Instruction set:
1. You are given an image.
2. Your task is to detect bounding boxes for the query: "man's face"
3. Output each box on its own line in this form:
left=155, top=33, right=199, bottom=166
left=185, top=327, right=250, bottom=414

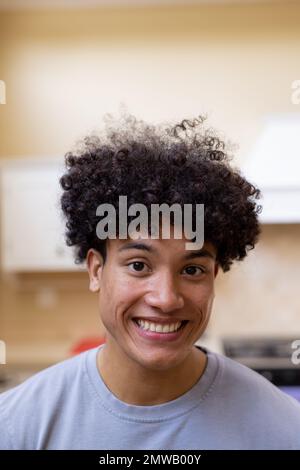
left=88, top=230, right=219, bottom=372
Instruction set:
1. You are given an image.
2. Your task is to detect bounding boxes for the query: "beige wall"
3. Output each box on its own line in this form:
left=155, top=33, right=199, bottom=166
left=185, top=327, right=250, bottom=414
left=0, top=3, right=299, bottom=363
left=213, top=224, right=300, bottom=338
left=0, top=3, right=300, bottom=160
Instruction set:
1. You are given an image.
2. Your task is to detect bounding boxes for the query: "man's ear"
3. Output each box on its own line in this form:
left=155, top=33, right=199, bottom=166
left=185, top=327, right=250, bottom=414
left=86, top=249, right=104, bottom=293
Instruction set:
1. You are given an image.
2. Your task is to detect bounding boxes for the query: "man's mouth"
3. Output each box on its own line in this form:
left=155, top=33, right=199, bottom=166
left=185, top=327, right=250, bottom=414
left=133, top=318, right=189, bottom=334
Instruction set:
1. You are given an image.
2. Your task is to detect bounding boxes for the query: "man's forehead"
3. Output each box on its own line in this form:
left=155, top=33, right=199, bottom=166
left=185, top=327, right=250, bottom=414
left=109, top=236, right=216, bottom=260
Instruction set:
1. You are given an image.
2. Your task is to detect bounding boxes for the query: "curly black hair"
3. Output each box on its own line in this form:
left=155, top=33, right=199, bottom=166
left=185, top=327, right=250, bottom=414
left=60, top=111, right=262, bottom=272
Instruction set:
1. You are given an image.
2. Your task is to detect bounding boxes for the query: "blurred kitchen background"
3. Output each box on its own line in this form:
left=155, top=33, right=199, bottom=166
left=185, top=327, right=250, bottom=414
left=0, top=0, right=299, bottom=399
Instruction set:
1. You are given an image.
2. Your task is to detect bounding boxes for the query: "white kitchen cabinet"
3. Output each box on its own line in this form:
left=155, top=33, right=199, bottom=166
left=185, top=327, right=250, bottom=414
left=0, top=159, right=84, bottom=272
left=242, top=114, right=300, bottom=224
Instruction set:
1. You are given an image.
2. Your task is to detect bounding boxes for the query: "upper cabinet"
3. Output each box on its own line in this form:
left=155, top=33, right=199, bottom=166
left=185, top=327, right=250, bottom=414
left=0, top=159, right=83, bottom=272
left=242, top=114, right=300, bottom=224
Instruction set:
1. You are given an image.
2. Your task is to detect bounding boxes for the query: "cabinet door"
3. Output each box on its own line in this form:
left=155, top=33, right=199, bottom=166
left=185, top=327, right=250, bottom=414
left=1, top=162, right=83, bottom=271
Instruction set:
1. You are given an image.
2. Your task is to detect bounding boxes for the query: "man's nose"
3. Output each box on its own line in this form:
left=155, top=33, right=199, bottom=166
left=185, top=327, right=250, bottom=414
left=144, top=271, right=184, bottom=313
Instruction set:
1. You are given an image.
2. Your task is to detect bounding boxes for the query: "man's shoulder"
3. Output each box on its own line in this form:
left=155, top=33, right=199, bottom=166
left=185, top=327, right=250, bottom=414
left=0, top=348, right=94, bottom=449
left=1, top=349, right=89, bottom=401
left=216, top=351, right=300, bottom=406
left=211, top=352, right=300, bottom=432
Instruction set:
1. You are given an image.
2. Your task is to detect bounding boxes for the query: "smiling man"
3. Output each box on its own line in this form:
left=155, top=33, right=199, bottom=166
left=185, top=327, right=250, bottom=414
left=0, top=113, right=300, bottom=450
left=89, top=234, right=218, bottom=407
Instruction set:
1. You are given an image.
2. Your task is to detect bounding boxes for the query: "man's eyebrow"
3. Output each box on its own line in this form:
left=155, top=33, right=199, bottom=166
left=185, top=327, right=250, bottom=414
left=118, top=242, right=157, bottom=254
left=118, top=242, right=215, bottom=260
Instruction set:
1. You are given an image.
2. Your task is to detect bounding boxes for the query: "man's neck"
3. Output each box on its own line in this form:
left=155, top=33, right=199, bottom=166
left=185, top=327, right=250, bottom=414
left=96, top=343, right=207, bottom=406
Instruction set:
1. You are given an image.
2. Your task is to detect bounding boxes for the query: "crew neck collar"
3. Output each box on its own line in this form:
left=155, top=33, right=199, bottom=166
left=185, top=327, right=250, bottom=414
left=85, top=344, right=220, bottom=423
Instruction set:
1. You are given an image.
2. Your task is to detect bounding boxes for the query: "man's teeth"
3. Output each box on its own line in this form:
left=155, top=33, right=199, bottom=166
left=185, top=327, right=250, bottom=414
left=136, top=319, right=183, bottom=333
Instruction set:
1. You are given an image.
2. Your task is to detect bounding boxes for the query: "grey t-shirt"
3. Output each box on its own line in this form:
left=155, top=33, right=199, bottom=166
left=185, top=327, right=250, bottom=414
left=0, top=344, right=299, bottom=450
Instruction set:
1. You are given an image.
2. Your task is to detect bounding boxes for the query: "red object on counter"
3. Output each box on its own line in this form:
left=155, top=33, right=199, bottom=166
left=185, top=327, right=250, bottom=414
left=69, top=336, right=106, bottom=356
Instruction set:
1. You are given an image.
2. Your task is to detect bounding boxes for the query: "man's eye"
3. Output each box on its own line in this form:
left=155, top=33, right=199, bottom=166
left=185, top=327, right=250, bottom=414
left=128, top=262, right=149, bottom=273
left=182, top=266, right=204, bottom=276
